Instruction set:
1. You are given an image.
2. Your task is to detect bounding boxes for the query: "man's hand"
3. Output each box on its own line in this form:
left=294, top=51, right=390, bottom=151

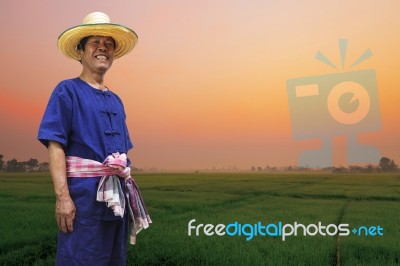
left=55, top=194, right=76, bottom=233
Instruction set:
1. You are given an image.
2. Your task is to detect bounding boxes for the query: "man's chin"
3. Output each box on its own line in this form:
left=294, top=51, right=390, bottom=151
left=96, top=64, right=112, bottom=73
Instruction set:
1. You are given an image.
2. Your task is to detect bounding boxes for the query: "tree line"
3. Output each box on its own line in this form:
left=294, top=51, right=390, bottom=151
left=251, top=157, right=398, bottom=173
left=1, top=153, right=398, bottom=173
left=0, top=154, right=49, bottom=172
left=0, top=153, right=144, bottom=173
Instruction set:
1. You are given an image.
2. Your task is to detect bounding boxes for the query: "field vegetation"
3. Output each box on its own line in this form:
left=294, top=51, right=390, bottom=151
left=0, top=172, right=399, bottom=265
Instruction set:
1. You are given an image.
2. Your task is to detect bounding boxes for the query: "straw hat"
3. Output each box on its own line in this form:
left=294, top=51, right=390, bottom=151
left=57, top=12, right=138, bottom=60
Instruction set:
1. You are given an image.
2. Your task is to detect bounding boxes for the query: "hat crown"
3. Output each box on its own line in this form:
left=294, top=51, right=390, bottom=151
left=82, top=12, right=111, bottom=24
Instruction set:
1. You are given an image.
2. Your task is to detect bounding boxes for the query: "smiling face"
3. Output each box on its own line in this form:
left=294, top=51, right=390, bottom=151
left=78, top=35, right=116, bottom=74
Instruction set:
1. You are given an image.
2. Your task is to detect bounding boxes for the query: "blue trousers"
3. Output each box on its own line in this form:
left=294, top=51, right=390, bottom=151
left=56, top=215, right=128, bottom=266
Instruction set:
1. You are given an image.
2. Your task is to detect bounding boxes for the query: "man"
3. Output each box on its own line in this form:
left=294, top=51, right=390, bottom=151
left=38, top=12, right=150, bottom=265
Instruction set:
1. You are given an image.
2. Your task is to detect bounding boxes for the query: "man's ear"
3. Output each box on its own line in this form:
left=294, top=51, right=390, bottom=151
left=77, top=49, right=83, bottom=62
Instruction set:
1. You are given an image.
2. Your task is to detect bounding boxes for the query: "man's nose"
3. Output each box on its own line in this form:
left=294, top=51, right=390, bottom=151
left=98, top=41, right=108, bottom=51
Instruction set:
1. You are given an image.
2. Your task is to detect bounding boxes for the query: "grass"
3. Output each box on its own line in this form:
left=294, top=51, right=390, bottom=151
left=0, top=172, right=399, bottom=265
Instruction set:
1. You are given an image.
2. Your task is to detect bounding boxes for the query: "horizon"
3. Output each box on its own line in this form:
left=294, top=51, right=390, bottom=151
left=0, top=152, right=397, bottom=172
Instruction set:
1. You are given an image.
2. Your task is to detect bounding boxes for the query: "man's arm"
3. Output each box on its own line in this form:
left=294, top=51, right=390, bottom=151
left=48, top=141, right=76, bottom=233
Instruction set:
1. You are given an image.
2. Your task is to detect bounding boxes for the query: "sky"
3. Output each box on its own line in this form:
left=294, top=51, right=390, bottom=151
left=0, top=0, right=399, bottom=170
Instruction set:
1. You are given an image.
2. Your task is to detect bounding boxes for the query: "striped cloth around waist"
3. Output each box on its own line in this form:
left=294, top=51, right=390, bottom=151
left=66, top=152, right=152, bottom=244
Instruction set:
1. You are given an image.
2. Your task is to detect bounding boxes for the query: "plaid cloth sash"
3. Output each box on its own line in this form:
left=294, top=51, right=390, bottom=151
left=66, top=153, right=152, bottom=244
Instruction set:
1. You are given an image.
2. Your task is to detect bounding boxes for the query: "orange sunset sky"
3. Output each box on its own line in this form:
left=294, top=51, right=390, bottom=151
left=0, top=0, right=399, bottom=170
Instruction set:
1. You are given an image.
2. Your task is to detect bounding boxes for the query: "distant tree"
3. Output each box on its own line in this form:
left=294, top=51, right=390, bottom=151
left=26, top=158, right=39, bottom=169
left=6, top=159, right=24, bottom=172
left=365, top=164, right=377, bottom=173
left=0, top=154, right=4, bottom=171
left=332, top=167, right=346, bottom=173
left=349, top=165, right=363, bottom=173
left=251, top=166, right=256, bottom=172
left=38, top=162, right=50, bottom=171
left=379, top=157, right=398, bottom=172
left=257, top=166, right=263, bottom=172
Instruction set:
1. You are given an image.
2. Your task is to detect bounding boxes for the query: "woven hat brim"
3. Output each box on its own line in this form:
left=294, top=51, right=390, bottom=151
left=57, top=23, right=138, bottom=60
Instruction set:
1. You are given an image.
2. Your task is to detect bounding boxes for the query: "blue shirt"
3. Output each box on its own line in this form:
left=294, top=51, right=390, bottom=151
left=38, top=77, right=133, bottom=220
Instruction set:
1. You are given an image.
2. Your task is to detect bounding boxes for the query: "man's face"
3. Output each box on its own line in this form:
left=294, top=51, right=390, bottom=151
left=79, top=36, right=115, bottom=73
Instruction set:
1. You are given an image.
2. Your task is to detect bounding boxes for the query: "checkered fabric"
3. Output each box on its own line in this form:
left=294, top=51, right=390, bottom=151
left=66, top=153, right=152, bottom=244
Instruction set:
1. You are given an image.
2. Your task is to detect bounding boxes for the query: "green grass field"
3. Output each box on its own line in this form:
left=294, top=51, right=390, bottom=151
left=0, top=172, right=399, bottom=265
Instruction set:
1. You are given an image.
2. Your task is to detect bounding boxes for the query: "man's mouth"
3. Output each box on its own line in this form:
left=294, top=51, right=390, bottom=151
left=95, top=55, right=108, bottom=60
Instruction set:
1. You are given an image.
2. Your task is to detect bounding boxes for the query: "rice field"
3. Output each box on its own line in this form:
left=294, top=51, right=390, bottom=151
left=0, top=172, right=399, bottom=265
